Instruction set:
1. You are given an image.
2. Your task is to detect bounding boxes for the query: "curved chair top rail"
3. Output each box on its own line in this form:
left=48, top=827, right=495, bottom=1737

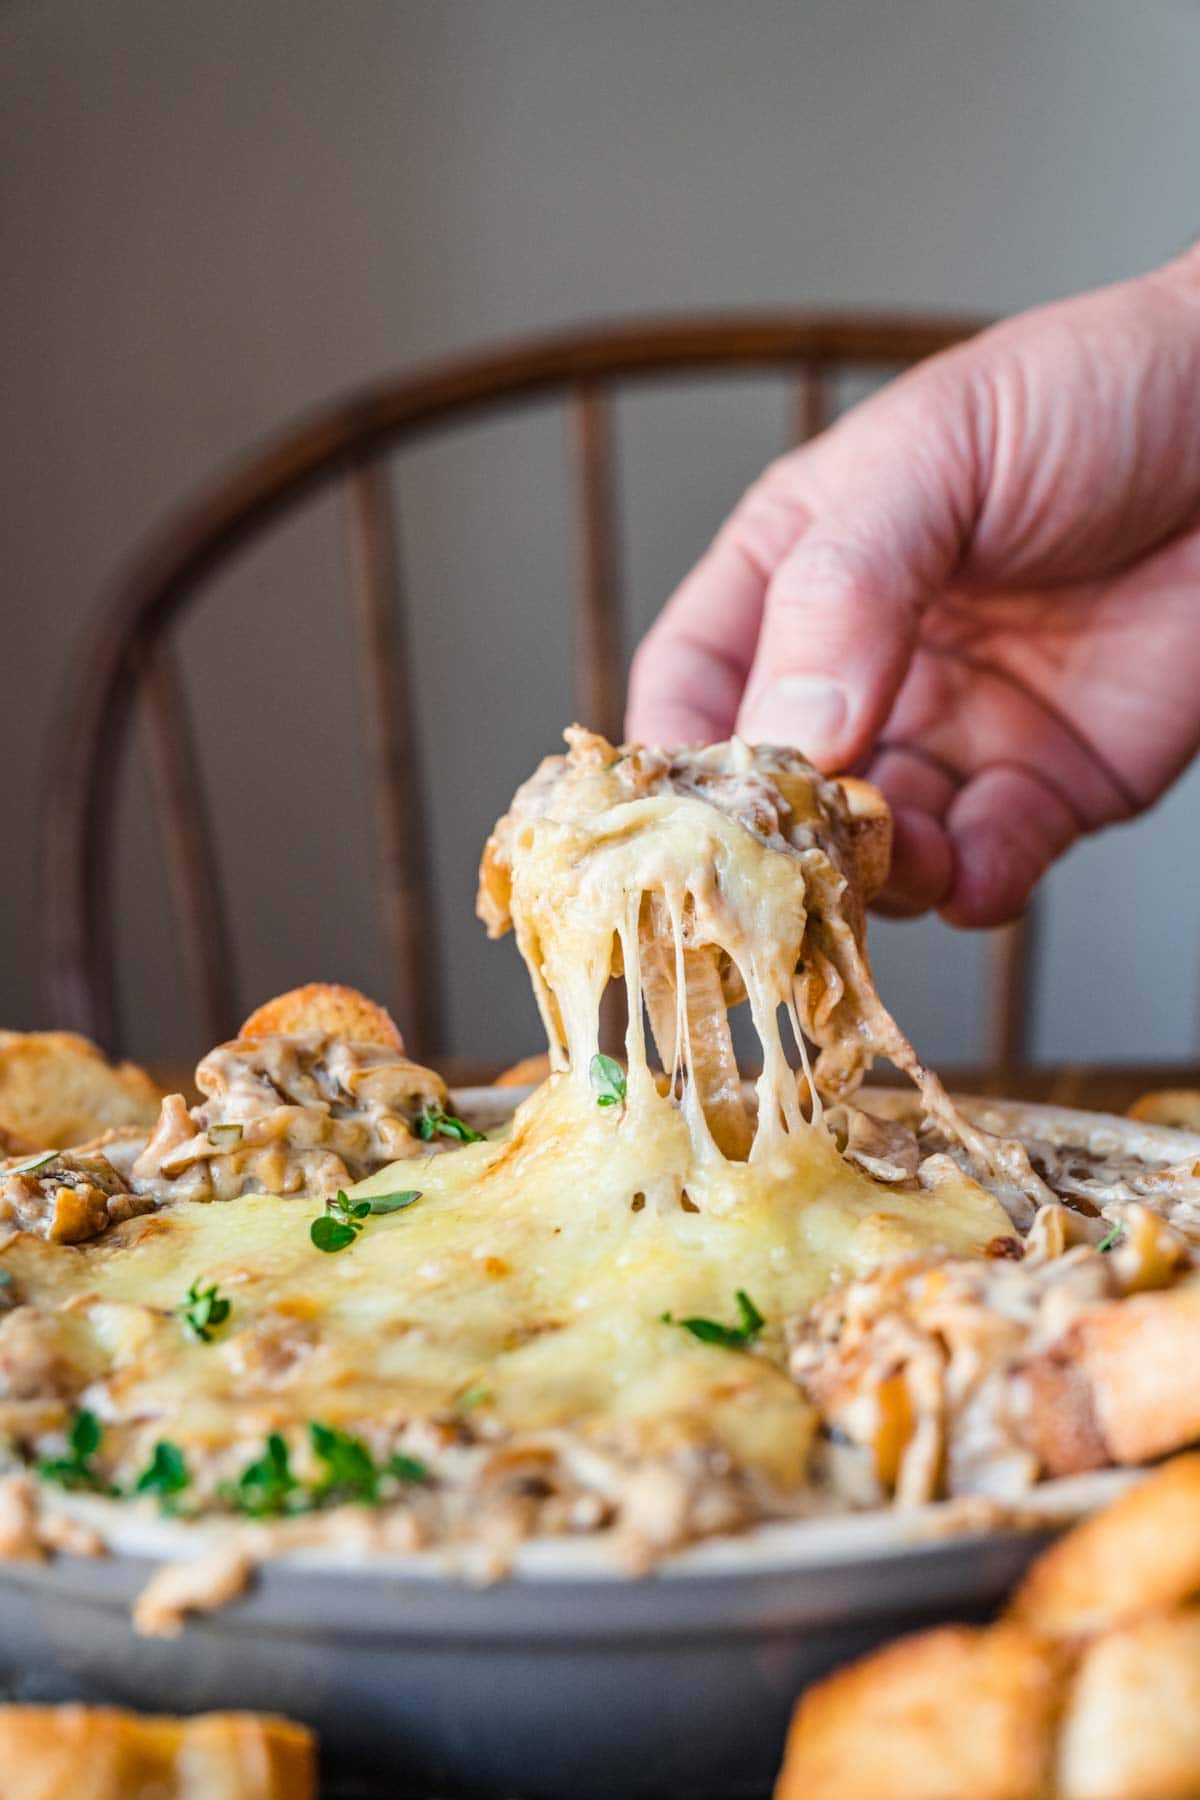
left=42, top=310, right=999, bottom=1062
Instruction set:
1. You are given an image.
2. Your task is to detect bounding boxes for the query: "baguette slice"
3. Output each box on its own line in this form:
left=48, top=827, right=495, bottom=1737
left=1008, top=1453, right=1200, bottom=1639
left=0, top=1706, right=315, bottom=1800
left=0, top=1031, right=163, bottom=1151
left=775, top=1623, right=1059, bottom=1800
left=239, top=982, right=403, bottom=1051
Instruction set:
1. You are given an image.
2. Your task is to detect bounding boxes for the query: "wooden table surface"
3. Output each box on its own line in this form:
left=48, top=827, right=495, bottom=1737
left=149, top=1058, right=1200, bottom=1117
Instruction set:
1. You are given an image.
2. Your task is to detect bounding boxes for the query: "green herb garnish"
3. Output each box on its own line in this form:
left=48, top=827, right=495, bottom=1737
left=179, top=1278, right=232, bottom=1342
left=1097, top=1222, right=1124, bottom=1253
left=414, top=1104, right=485, bottom=1145
left=224, top=1433, right=303, bottom=1518
left=0, top=1269, right=12, bottom=1288
left=37, top=1409, right=112, bottom=1493
left=207, top=1122, right=243, bottom=1149
left=309, top=1422, right=379, bottom=1503
left=661, top=1289, right=765, bottom=1350
left=589, top=1052, right=627, bottom=1109
left=388, top=1451, right=430, bottom=1484
left=134, top=1440, right=189, bottom=1511
left=5, top=1149, right=58, bottom=1178
left=310, top=1189, right=372, bottom=1253
left=456, top=1381, right=493, bottom=1411
left=367, top=1189, right=422, bottom=1215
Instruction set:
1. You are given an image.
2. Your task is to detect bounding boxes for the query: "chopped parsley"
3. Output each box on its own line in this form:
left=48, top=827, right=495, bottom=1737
left=207, top=1122, right=243, bottom=1150
left=220, top=1425, right=429, bottom=1517
left=133, top=1440, right=189, bottom=1511
left=179, top=1278, right=232, bottom=1342
left=1097, top=1222, right=1124, bottom=1253
left=415, top=1104, right=486, bottom=1145
left=37, top=1409, right=112, bottom=1493
left=456, top=1381, right=493, bottom=1411
left=589, top=1052, right=627, bottom=1109
left=662, top=1289, right=765, bottom=1350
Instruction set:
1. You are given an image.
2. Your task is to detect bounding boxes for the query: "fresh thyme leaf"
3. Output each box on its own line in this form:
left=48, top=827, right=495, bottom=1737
left=734, top=1289, right=766, bottom=1337
left=661, top=1289, right=766, bottom=1350
left=179, top=1278, right=232, bottom=1342
left=414, top=1104, right=486, bottom=1145
left=4, top=1149, right=59, bottom=1178
left=310, top=1215, right=359, bottom=1253
left=589, top=1052, right=627, bottom=1109
left=70, top=1410, right=101, bottom=1458
left=388, top=1452, right=430, bottom=1484
left=37, top=1408, right=110, bottom=1493
left=225, top=1433, right=303, bottom=1518
left=134, top=1440, right=189, bottom=1509
left=309, top=1421, right=378, bottom=1502
left=368, top=1189, right=422, bottom=1215
left=310, top=1190, right=372, bottom=1253
left=1097, top=1222, right=1124, bottom=1253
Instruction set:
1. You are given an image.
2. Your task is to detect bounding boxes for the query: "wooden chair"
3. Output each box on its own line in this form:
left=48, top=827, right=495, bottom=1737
left=41, top=312, right=1033, bottom=1069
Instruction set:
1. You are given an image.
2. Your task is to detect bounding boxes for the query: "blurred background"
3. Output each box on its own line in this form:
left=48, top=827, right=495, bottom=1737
left=3, top=0, right=1200, bottom=1070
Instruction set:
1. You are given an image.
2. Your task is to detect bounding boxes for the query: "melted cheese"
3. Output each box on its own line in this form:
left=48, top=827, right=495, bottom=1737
left=0, top=729, right=1018, bottom=1521
left=0, top=1076, right=1006, bottom=1495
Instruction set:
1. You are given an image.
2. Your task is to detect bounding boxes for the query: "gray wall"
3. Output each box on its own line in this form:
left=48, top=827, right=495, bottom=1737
left=3, top=0, right=1199, bottom=1067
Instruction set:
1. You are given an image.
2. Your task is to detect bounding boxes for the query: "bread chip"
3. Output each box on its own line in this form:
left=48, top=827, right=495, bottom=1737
left=240, top=983, right=403, bottom=1051
left=1009, top=1453, right=1200, bottom=1639
left=1127, top=1088, right=1200, bottom=1131
left=1057, top=1608, right=1200, bottom=1800
left=496, top=1052, right=553, bottom=1088
left=838, top=775, right=893, bottom=903
left=0, top=1031, right=163, bottom=1151
left=775, top=1623, right=1059, bottom=1800
left=0, top=1705, right=315, bottom=1799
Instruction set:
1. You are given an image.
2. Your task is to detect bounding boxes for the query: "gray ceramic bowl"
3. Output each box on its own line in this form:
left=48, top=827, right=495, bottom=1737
left=0, top=1090, right=1183, bottom=1798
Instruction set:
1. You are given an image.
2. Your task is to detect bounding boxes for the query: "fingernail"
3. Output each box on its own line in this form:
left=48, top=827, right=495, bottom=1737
left=743, top=677, right=847, bottom=757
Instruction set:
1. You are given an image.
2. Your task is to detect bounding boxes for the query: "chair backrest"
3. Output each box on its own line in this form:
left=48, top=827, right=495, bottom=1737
left=43, top=312, right=1034, bottom=1069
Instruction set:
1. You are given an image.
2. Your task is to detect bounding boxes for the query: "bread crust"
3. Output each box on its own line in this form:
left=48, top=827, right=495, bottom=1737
left=775, top=1623, right=1059, bottom=1800
left=837, top=775, right=893, bottom=902
left=239, top=983, right=403, bottom=1051
left=1127, top=1087, right=1200, bottom=1131
left=0, top=1705, right=315, bottom=1799
left=1008, top=1454, right=1200, bottom=1640
left=0, top=1031, right=163, bottom=1151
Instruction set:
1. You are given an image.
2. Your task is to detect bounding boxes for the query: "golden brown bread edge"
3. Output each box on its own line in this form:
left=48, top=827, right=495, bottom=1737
left=0, top=1031, right=164, bottom=1152
left=776, top=1454, right=1200, bottom=1800
left=239, top=982, right=404, bottom=1051
left=0, top=1705, right=315, bottom=1800
left=1128, top=1087, right=1200, bottom=1131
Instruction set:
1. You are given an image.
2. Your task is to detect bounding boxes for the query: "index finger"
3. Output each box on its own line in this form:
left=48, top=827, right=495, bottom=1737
left=625, top=466, right=812, bottom=745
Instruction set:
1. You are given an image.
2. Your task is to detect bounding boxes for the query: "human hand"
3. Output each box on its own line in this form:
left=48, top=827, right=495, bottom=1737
left=627, top=248, right=1200, bottom=925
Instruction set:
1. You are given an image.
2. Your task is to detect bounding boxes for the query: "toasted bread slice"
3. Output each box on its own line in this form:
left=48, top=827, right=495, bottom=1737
left=775, top=1623, right=1058, bottom=1800
left=0, top=1705, right=315, bottom=1799
left=1128, top=1088, right=1200, bottom=1131
left=240, top=983, right=403, bottom=1051
left=1057, top=1607, right=1200, bottom=1800
left=0, top=1031, right=163, bottom=1151
left=838, top=776, right=893, bottom=903
left=1008, top=1453, right=1200, bottom=1639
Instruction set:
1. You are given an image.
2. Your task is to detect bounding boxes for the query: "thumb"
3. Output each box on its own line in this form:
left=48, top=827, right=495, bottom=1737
left=737, top=367, right=980, bottom=767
